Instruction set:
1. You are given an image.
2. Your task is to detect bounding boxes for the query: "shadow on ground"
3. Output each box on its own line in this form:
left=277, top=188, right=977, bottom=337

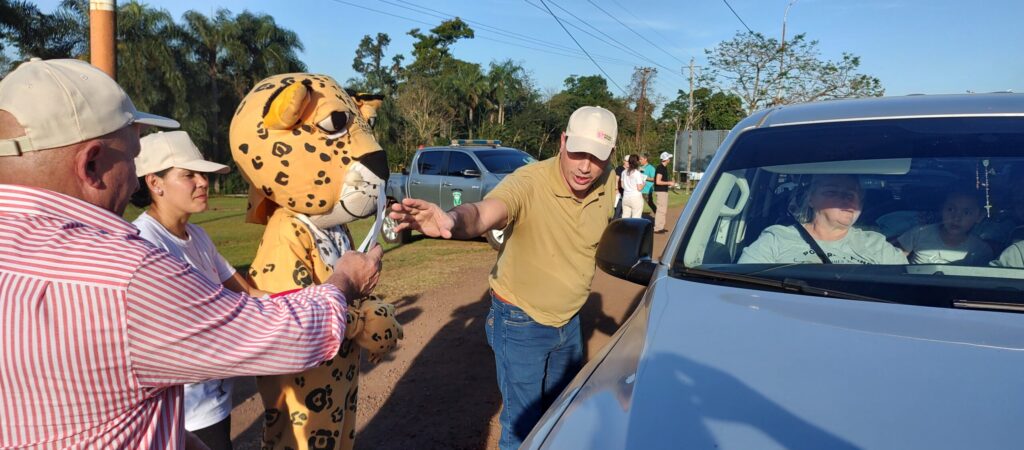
left=357, top=290, right=500, bottom=449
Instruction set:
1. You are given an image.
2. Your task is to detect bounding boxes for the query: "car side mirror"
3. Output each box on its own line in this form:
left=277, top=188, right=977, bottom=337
left=462, top=168, right=481, bottom=178
left=596, top=218, right=656, bottom=285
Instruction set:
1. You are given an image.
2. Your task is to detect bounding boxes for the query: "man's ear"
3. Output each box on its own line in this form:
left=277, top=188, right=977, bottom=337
left=73, top=141, right=104, bottom=189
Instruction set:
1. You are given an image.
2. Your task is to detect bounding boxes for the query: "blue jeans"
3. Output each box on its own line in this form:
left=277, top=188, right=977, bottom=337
left=485, top=295, right=583, bottom=450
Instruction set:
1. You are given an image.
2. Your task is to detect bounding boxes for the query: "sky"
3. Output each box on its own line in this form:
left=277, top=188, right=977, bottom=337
left=34, top=0, right=1024, bottom=106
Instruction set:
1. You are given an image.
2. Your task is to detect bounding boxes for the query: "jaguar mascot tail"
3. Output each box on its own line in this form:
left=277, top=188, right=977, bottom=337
left=230, top=73, right=403, bottom=450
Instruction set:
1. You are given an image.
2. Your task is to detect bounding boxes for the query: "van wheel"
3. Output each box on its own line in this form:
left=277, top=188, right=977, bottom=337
left=380, top=207, right=409, bottom=245
left=485, top=228, right=505, bottom=250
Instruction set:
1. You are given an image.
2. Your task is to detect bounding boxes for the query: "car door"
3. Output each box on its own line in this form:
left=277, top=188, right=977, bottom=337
left=440, top=151, right=484, bottom=210
left=408, top=150, right=447, bottom=204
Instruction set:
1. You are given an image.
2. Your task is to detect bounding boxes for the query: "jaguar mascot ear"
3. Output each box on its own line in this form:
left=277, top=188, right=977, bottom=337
left=264, top=82, right=310, bottom=130
left=230, top=74, right=389, bottom=226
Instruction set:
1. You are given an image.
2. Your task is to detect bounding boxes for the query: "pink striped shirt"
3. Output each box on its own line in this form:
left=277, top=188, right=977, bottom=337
left=0, top=184, right=348, bottom=449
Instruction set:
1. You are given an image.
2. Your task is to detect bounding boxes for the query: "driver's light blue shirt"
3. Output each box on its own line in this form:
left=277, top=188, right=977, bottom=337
left=739, top=224, right=908, bottom=265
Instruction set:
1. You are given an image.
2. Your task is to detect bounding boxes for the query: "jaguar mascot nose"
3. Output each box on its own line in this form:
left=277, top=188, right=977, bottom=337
left=358, top=148, right=390, bottom=184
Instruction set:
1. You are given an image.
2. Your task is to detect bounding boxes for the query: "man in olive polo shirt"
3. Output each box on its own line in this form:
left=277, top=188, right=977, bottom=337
left=389, top=106, right=617, bottom=450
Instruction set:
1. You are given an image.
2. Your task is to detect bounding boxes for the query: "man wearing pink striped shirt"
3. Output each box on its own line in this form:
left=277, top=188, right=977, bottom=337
left=0, top=59, right=382, bottom=449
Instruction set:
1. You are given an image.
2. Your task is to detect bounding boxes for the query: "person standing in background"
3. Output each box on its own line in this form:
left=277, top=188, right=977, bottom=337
left=620, top=154, right=646, bottom=218
left=640, top=154, right=656, bottom=215
left=653, top=152, right=675, bottom=233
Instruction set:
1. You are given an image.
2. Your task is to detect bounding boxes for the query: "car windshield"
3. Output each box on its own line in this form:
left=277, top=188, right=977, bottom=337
left=674, top=116, right=1024, bottom=312
left=474, top=149, right=536, bottom=174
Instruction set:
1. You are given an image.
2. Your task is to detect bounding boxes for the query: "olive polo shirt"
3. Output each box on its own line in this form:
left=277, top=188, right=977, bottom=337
left=485, top=156, right=616, bottom=327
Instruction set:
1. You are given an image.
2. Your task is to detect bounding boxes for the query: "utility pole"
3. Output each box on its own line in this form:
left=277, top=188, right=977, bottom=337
left=684, top=58, right=695, bottom=194
left=89, top=0, right=117, bottom=79
left=634, top=67, right=653, bottom=152
left=775, top=0, right=798, bottom=106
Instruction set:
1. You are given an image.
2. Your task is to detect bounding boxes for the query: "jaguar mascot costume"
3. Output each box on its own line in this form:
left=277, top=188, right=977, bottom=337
left=230, top=73, right=402, bottom=450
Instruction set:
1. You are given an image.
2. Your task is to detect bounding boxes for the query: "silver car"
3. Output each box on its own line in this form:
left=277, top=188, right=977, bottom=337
left=524, top=93, right=1024, bottom=449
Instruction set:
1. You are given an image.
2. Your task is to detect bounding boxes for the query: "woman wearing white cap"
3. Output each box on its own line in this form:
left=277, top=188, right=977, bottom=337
left=129, top=130, right=264, bottom=450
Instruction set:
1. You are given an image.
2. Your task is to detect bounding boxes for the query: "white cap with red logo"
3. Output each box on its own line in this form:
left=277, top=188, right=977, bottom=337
left=564, top=106, right=617, bottom=161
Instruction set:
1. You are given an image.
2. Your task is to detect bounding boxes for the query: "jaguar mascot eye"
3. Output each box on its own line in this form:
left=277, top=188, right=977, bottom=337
left=317, top=110, right=351, bottom=138
left=229, top=73, right=402, bottom=450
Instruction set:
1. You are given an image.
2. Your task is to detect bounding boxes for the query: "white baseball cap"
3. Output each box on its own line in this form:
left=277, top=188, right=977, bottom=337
left=564, top=106, right=617, bottom=160
left=659, top=151, right=673, bottom=161
left=136, top=131, right=229, bottom=176
left=0, top=58, right=179, bottom=156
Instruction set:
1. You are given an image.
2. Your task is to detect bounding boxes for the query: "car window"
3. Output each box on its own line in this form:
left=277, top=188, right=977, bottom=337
left=474, top=149, right=537, bottom=174
left=417, top=151, right=445, bottom=176
left=446, top=152, right=479, bottom=176
left=674, top=117, right=1024, bottom=311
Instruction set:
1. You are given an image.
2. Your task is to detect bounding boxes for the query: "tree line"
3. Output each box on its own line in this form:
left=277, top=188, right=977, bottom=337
left=1, top=1, right=884, bottom=192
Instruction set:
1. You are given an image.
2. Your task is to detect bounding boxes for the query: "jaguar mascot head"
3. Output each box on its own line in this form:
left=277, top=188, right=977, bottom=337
left=230, top=73, right=388, bottom=228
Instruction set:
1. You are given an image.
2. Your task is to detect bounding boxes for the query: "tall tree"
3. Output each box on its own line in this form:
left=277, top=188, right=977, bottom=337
left=661, top=87, right=745, bottom=131
left=706, top=31, right=883, bottom=113
left=445, top=61, right=488, bottom=138
left=396, top=76, right=454, bottom=162
left=352, top=32, right=400, bottom=94
left=405, top=18, right=473, bottom=77
left=487, top=59, right=527, bottom=126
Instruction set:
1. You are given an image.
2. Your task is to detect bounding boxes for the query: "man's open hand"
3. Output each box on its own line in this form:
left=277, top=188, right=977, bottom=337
left=388, top=198, right=455, bottom=239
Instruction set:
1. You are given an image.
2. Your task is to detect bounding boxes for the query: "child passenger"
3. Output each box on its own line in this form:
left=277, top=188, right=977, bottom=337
left=898, top=190, right=993, bottom=265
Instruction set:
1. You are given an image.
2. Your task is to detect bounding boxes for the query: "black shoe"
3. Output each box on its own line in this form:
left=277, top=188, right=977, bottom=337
left=654, top=229, right=668, bottom=234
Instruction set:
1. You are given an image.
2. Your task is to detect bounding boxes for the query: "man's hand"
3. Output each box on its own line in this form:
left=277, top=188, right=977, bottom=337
left=389, top=198, right=455, bottom=239
left=326, top=245, right=383, bottom=300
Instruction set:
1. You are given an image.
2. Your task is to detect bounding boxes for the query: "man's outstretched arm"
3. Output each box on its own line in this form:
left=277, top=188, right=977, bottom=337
left=389, top=198, right=509, bottom=240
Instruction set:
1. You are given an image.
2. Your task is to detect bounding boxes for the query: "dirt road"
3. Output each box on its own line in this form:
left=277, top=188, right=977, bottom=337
left=230, top=209, right=679, bottom=449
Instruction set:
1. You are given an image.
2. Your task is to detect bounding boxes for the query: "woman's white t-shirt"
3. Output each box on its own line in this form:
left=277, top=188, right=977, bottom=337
left=133, top=212, right=237, bottom=431
left=898, top=223, right=993, bottom=266
left=620, top=169, right=646, bottom=196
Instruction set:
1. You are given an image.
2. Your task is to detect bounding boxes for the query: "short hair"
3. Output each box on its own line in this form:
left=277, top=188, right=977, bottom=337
left=942, top=188, right=984, bottom=209
left=789, top=174, right=862, bottom=223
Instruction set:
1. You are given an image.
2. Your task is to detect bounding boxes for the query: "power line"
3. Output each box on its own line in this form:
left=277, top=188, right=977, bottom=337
left=608, top=0, right=688, bottom=66
left=535, top=0, right=628, bottom=95
left=543, top=0, right=660, bottom=68
left=476, top=36, right=636, bottom=66
left=326, top=0, right=636, bottom=66
left=587, top=0, right=688, bottom=67
left=721, top=0, right=754, bottom=33
left=373, top=0, right=641, bottom=67
left=523, top=0, right=687, bottom=84
left=386, top=0, right=582, bottom=56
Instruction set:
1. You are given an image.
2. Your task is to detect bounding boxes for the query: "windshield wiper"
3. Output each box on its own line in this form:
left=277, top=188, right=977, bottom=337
left=678, top=267, right=894, bottom=303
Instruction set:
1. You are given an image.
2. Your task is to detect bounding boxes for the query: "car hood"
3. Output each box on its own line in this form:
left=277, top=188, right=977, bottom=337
left=528, top=274, right=1024, bottom=449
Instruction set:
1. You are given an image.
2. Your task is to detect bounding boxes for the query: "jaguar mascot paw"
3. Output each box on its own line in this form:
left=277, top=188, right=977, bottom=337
left=230, top=73, right=401, bottom=450
left=345, top=296, right=404, bottom=364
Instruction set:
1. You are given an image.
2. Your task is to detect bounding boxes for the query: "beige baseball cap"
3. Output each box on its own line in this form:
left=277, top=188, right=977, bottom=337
left=564, top=106, right=617, bottom=161
left=136, top=131, right=229, bottom=176
left=0, top=58, right=179, bottom=156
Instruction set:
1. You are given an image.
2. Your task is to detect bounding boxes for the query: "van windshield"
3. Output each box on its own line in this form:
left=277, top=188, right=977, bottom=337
left=675, top=117, right=1024, bottom=311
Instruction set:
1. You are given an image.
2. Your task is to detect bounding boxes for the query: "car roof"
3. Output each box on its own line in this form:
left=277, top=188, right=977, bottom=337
left=419, top=146, right=524, bottom=152
left=753, top=92, right=1024, bottom=128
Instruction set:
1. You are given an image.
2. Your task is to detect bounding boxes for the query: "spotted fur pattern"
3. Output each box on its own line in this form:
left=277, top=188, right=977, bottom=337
left=231, top=73, right=401, bottom=450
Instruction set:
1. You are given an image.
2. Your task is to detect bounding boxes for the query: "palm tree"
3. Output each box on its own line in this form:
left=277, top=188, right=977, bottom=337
left=116, top=2, right=188, bottom=121
left=487, top=60, right=526, bottom=126
left=446, top=61, right=488, bottom=138
left=221, top=11, right=305, bottom=99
